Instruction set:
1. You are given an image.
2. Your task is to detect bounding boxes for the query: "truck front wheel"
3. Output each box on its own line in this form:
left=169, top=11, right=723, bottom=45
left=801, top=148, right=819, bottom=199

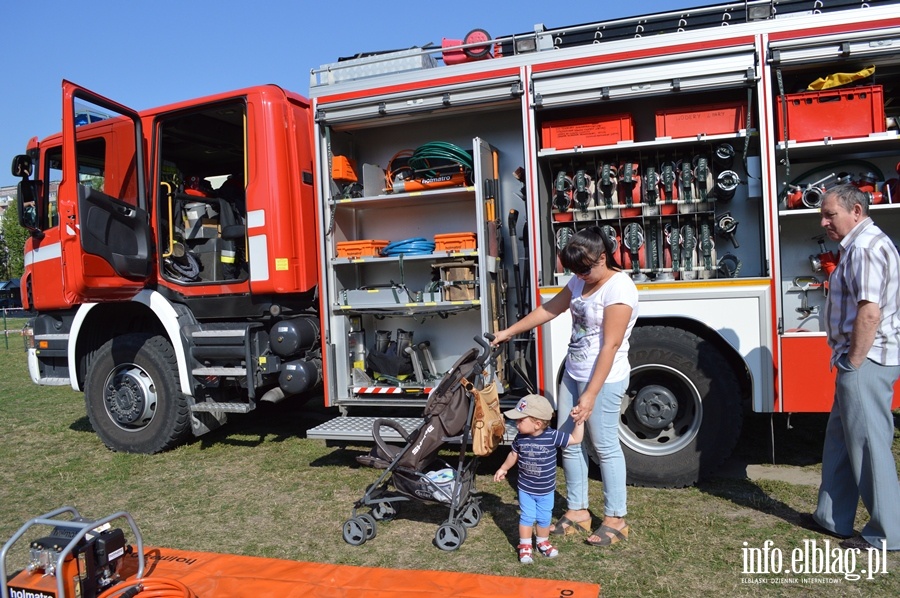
left=85, top=334, right=190, bottom=453
left=620, top=325, right=742, bottom=488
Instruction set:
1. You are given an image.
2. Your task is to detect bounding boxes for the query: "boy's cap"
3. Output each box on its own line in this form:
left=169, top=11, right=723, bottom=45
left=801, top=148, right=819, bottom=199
left=504, top=394, right=554, bottom=421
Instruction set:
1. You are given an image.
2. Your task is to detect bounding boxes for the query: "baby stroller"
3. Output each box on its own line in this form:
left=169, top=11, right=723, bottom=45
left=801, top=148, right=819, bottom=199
left=342, top=335, right=497, bottom=551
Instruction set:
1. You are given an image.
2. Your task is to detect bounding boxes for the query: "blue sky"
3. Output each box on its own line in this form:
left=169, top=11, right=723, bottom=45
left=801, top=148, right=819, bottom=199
left=1, top=0, right=695, bottom=187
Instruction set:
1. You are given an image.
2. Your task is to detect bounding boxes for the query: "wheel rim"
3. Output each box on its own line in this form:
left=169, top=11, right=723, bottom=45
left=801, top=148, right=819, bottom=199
left=620, top=363, right=703, bottom=457
left=461, top=503, right=482, bottom=528
left=103, top=363, right=158, bottom=432
left=358, top=513, right=377, bottom=540
left=435, top=523, right=464, bottom=551
left=342, top=519, right=366, bottom=546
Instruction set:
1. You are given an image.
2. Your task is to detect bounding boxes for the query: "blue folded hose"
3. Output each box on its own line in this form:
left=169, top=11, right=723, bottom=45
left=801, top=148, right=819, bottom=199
left=381, top=237, right=436, bottom=256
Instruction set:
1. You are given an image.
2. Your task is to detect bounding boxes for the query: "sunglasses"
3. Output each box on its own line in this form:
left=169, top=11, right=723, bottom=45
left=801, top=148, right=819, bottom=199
left=571, top=259, right=600, bottom=276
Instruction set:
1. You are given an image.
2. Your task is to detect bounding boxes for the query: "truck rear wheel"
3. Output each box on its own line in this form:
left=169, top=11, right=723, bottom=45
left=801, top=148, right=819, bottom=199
left=621, top=325, right=741, bottom=488
left=85, top=334, right=190, bottom=453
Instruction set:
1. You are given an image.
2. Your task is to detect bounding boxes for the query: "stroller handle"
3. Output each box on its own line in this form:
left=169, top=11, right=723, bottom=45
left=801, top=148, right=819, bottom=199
left=474, top=333, right=500, bottom=368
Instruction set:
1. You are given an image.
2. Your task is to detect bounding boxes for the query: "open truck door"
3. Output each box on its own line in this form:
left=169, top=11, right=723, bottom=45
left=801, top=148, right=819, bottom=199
left=59, top=81, right=151, bottom=302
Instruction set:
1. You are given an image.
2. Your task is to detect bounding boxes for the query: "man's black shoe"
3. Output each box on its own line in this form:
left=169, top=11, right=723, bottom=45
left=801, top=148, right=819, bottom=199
left=798, top=513, right=852, bottom=540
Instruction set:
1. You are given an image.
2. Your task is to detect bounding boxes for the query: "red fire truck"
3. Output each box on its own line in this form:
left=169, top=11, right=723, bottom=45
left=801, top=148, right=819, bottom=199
left=12, top=0, right=900, bottom=487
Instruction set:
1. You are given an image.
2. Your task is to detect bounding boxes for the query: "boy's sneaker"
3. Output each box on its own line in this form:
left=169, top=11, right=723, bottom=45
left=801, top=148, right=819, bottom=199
left=537, top=540, right=559, bottom=558
left=517, top=543, right=534, bottom=564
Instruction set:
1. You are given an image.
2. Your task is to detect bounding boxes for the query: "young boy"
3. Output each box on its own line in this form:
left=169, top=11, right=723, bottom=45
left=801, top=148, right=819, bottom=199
left=494, top=394, right=584, bottom=563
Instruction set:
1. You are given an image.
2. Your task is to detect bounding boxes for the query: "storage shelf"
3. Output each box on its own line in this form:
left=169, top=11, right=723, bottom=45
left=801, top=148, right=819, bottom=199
left=552, top=200, right=716, bottom=220
left=331, top=185, right=475, bottom=209
left=538, top=130, right=754, bottom=159
left=331, top=249, right=478, bottom=265
left=333, top=299, right=481, bottom=316
left=776, top=131, right=899, bottom=156
left=779, top=202, right=900, bottom=217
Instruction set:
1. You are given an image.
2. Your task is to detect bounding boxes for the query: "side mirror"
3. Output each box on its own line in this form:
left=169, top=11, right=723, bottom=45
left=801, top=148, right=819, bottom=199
left=12, top=154, right=45, bottom=237
left=17, top=180, right=41, bottom=236
left=11, top=154, right=33, bottom=178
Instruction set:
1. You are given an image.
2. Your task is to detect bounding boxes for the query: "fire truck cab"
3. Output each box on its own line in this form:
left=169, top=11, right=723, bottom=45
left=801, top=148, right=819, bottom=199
left=15, top=83, right=323, bottom=454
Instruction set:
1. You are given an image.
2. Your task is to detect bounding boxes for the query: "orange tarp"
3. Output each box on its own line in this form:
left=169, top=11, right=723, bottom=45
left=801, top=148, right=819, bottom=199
left=108, top=546, right=602, bottom=597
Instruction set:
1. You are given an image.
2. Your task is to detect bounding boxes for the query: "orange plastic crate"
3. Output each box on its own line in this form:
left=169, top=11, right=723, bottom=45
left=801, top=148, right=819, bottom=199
left=776, top=85, right=885, bottom=142
left=541, top=114, right=634, bottom=150
left=434, top=232, right=477, bottom=252
left=336, top=240, right=389, bottom=258
left=655, top=102, right=747, bottom=138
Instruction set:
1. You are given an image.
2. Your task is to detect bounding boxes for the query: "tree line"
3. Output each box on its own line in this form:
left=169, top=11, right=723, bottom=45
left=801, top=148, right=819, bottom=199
left=1, top=202, right=28, bottom=281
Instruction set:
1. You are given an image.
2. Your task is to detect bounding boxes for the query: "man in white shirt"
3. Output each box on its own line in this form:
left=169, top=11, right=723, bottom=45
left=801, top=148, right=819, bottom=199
left=811, top=184, right=900, bottom=551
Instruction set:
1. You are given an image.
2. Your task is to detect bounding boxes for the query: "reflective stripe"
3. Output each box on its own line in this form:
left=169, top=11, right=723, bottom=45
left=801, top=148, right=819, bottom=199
left=247, top=209, right=265, bottom=229
left=25, top=241, right=62, bottom=266
left=249, top=235, right=269, bottom=282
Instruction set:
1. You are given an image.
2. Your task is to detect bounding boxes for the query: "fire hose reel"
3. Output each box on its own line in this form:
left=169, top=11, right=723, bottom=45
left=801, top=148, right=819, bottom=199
left=644, top=167, right=660, bottom=205
left=601, top=224, right=620, bottom=254
left=623, top=223, right=647, bottom=281
left=679, top=160, right=694, bottom=202
left=573, top=170, right=593, bottom=213
left=554, top=171, right=573, bottom=211
left=599, top=163, right=617, bottom=207
left=681, top=224, right=697, bottom=279
left=665, top=224, right=681, bottom=272
left=659, top=161, right=678, bottom=202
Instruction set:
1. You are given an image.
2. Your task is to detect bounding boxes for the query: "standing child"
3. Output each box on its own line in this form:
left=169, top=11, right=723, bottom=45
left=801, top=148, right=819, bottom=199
left=494, top=394, right=584, bottom=563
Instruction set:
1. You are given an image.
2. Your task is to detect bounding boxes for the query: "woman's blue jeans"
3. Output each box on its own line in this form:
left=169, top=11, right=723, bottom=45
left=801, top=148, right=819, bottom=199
left=556, top=370, right=629, bottom=517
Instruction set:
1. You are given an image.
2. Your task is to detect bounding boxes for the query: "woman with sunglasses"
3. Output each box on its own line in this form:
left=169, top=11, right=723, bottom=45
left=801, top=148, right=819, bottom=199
left=492, top=225, right=638, bottom=547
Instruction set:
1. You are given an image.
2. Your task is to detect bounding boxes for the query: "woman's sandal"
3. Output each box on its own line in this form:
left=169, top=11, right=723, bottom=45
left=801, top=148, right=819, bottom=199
left=549, top=515, right=592, bottom=536
left=586, top=524, right=629, bottom=546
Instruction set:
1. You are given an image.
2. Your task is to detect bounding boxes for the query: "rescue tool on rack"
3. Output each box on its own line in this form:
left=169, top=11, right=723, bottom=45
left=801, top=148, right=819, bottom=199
left=387, top=142, right=474, bottom=193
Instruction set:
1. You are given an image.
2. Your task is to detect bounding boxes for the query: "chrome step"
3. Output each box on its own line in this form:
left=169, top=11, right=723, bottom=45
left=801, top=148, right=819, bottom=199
left=193, top=367, right=247, bottom=376
left=191, top=329, right=246, bottom=339
left=191, top=402, right=253, bottom=414
left=306, top=417, right=422, bottom=442
left=306, top=416, right=518, bottom=444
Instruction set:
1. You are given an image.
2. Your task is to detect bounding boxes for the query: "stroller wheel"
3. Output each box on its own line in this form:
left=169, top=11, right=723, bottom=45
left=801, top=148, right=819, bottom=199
left=460, top=502, right=482, bottom=528
left=342, top=518, right=367, bottom=546
left=342, top=515, right=376, bottom=546
left=371, top=502, right=398, bottom=521
left=358, top=513, right=378, bottom=540
left=434, top=521, right=466, bottom=551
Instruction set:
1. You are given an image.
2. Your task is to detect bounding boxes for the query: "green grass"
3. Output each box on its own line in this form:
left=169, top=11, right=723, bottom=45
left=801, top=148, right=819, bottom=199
left=1, top=346, right=899, bottom=597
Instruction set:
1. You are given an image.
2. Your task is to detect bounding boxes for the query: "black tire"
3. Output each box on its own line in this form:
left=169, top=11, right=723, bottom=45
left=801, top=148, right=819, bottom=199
left=84, top=334, right=190, bottom=454
left=621, top=325, right=742, bottom=488
left=342, top=518, right=367, bottom=546
left=434, top=522, right=466, bottom=551
left=358, top=513, right=377, bottom=541
left=460, top=501, right=482, bottom=528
